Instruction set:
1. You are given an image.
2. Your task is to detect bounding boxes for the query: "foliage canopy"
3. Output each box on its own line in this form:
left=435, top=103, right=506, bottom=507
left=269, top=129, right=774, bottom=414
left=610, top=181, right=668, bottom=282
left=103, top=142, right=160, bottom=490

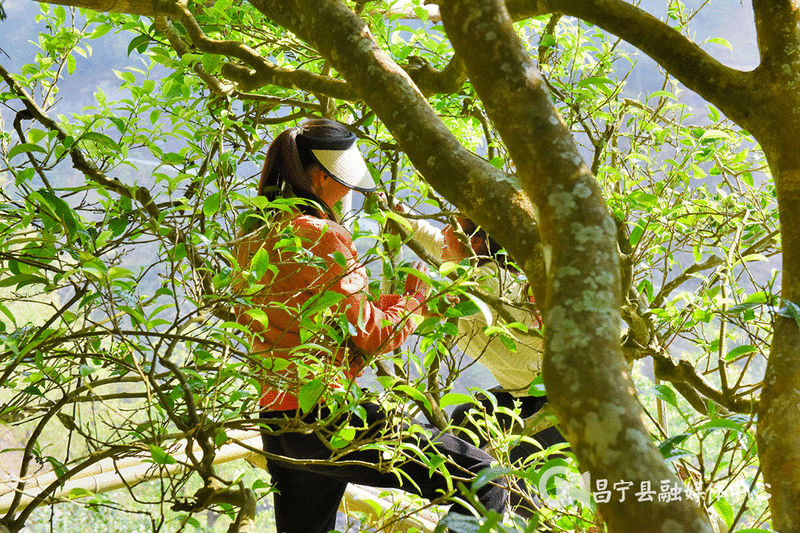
left=0, top=1, right=787, bottom=532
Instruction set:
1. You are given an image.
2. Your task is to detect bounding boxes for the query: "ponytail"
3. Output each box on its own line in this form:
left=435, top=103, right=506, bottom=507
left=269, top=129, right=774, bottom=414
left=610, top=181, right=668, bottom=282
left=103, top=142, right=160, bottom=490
left=257, top=125, right=336, bottom=221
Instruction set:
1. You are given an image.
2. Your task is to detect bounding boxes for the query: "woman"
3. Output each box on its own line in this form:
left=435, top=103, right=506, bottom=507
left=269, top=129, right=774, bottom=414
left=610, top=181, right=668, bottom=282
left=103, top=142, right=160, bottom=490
left=234, top=119, right=506, bottom=533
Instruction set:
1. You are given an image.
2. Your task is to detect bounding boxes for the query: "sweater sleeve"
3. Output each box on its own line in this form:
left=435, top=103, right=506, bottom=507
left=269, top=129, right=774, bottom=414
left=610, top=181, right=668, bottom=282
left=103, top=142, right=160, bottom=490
left=302, top=219, right=421, bottom=356
left=405, top=217, right=445, bottom=261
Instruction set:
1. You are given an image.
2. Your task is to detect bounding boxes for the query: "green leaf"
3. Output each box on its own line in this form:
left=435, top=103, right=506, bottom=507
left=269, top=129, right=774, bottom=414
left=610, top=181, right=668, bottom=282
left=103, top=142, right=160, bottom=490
left=108, top=267, right=135, bottom=281
left=330, top=426, right=356, bottom=449
left=0, top=274, right=48, bottom=289
left=658, top=433, right=691, bottom=461
left=413, top=316, right=442, bottom=335
left=14, top=167, right=35, bottom=186
left=779, top=300, right=800, bottom=330
left=499, top=334, right=517, bottom=352
left=706, top=37, right=733, bottom=50
left=245, top=308, right=269, bottom=329
left=214, top=428, right=228, bottom=448
left=67, top=487, right=95, bottom=500
left=203, top=192, right=221, bottom=217
left=695, top=418, right=746, bottom=433
left=528, top=374, right=546, bottom=397
left=394, top=384, right=431, bottom=413
left=301, top=291, right=345, bottom=317
left=36, top=190, right=85, bottom=239
left=385, top=210, right=411, bottom=231
left=26, top=129, right=46, bottom=144
left=438, top=261, right=460, bottom=276
left=577, top=76, right=614, bottom=88
left=440, top=392, right=473, bottom=408
left=8, top=143, right=46, bottom=159
left=729, top=291, right=773, bottom=314
left=149, top=444, right=177, bottom=464
left=488, top=156, right=505, bottom=169
left=220, top=321, right=253, bottom=336
left=699, top=129, right=731, bottom=142
left=109, top=216, right=128, bottom=237
left=744, top=291, right=772, bottom=304
left=726, top=344, right=757, bottom=361
left=464, top=292, right=493, bottom=327
left=628, top=190, right=658, bottom=209
left=647, top=90, right=677, bottom=101
left=713, top=497, right=735, bottom=529
left=298, top=378, right=325, bottom=414
left=473, top=465, right=514, bottom=491
left=81, top=132, right=120, bottom=151
left=109, top=116, right=126, bottom=133
left=91, top=24, right=112, bottom=39
left=539, top=34, right=556, bottom=48
left=67, top=54, right=76, bottom=75
left=113, top=69, right=136, bottom=84
left=438, top=515, right=483, bottom=533
left=201, top=53, right=220, bottom=73
left=250, top=248, right=272, bottom=279
left=127, top=34, right=151, bottom=56
left=629, top=219, right=647, bottom=247
left=653, top=384, right=678, bottom=407
left=331, top=251, right=347, bottom=269
left=412, top=5, right=429, bottom=20
left=0, top=302, right=17, bottom=328
left=53, top=5, right=66, bottom=24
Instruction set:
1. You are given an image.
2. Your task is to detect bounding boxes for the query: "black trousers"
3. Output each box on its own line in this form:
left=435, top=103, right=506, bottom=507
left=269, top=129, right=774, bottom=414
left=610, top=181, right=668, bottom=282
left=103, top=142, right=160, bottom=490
left=449, top=391, right=566, bottom=460
left=260, top=402, right=507, bottom=533
left=450, top=390, right=567, bottom=521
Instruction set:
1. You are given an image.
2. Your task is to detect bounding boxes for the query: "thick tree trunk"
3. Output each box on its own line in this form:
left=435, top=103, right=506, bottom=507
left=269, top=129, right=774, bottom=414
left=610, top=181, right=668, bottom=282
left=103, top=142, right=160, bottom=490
left=748, top=1, right=800, bottom=527
left=758, top=156, right=800, bottom=532
left=759, top=314, right=800, bottom=532
left=440, top=2, right=713, bottom=532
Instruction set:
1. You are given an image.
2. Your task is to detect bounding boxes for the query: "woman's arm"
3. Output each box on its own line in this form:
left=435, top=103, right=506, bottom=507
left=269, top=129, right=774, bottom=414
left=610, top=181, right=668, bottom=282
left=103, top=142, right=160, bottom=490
left=300, top=218, right=428, bottom=356
left=403, top=216, right=445, bottom=261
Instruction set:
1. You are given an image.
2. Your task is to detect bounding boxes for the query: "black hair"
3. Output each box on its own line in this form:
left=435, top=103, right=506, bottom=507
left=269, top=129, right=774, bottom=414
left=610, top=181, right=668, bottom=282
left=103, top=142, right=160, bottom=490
left=459, top=217, right=518, bottom=271
left=257, top=119, right=354, bottom=221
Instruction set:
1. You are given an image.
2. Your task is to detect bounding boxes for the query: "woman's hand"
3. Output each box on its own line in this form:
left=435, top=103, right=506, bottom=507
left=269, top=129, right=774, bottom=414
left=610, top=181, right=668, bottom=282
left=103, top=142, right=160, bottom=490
left=404, top=260, right=430, bottom=296
left=403, top=260, right=431, bottom=313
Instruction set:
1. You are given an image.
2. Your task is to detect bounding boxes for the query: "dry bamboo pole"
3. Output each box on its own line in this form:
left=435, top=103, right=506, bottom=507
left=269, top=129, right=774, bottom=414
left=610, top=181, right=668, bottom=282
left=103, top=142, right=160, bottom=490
left=0, top=431, right=439, bottom=532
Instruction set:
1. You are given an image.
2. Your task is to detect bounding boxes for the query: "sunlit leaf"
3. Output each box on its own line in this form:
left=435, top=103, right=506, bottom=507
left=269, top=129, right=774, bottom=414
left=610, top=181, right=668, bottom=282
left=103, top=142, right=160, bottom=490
left=7, top=143, right=46, bottom=159
left=149, top=444, right=177, bottom=465
left=298, top=379, right=325, bottom=414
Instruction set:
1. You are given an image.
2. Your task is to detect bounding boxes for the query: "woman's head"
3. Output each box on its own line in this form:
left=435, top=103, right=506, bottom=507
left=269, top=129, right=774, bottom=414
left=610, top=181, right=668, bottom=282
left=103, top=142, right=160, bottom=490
left=258, top=119, right=376, bottom=217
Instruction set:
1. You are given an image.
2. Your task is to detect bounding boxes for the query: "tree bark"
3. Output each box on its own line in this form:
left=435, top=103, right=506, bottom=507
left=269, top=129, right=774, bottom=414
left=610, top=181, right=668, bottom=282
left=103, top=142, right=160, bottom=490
left=505, top=1, right=800, bottom=529
left=746, top=2, right=800, bottom=531
left=439, top=2, right=712, bottom=532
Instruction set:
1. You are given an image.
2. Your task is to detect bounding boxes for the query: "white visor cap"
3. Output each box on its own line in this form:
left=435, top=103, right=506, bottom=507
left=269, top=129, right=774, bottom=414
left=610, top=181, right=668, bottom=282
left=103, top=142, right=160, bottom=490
left=311, top=143, right=376, bottom=193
